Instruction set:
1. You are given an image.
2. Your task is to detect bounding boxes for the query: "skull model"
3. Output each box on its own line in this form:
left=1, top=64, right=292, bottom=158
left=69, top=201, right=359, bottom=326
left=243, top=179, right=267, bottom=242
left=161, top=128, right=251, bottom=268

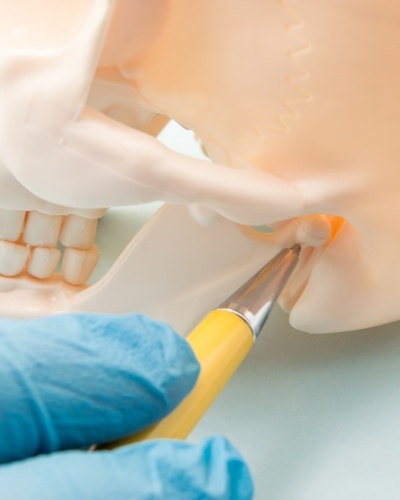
left=0, top=0, right=399, bottom=333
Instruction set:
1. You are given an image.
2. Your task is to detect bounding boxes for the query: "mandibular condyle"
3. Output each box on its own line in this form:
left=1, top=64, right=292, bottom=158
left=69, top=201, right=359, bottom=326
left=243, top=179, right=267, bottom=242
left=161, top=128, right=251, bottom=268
left=0, top=0, right=399, bottom=334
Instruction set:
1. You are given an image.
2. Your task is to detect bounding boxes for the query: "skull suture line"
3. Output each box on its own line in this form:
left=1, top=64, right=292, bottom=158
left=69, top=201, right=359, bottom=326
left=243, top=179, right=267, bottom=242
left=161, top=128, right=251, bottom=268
left=0, top=0, right=399, bottom=333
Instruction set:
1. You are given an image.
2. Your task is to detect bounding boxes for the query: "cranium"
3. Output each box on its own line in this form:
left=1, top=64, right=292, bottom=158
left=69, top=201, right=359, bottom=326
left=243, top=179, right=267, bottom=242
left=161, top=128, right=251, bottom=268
left=0, top=0, right=399, bottom=333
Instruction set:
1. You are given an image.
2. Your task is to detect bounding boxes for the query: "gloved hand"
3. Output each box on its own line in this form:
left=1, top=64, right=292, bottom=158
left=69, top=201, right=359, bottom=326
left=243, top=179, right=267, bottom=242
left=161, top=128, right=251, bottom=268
left=0, top=313, right=253, bottom=499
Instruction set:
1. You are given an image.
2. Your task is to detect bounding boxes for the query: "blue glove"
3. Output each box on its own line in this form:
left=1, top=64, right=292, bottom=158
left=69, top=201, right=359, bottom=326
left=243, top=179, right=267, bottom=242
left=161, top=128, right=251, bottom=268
left=0, top=313, right=253, bottom=499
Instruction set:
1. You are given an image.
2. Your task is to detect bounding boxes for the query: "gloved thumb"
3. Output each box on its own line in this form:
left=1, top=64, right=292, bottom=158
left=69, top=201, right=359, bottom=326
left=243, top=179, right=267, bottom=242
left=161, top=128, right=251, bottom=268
left=1, top=436, right=253, bottom=500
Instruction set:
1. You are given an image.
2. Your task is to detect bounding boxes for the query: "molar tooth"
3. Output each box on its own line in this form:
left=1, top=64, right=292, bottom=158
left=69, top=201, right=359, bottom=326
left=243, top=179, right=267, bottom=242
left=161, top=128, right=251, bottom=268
left=0, top=209, right=26, bottom=242
left=28, top=247, right=61, bottom=280
left=59, top=214, right=98, bottom=250
left=23, top=211, right=63, bottom=247
left=62, top=245, right=100, bottom=286
left=0, top=241, right=29, bottom=277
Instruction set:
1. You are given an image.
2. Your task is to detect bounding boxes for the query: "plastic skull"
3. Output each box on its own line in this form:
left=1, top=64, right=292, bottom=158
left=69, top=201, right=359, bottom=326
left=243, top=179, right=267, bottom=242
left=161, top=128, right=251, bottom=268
left=0, top=0, right=399, bottom=333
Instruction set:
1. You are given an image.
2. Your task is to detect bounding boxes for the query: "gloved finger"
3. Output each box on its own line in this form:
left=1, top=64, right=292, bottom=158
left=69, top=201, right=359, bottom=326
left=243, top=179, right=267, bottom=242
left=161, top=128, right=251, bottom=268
left=0, top=313, right=199, bottom=464
left=0, top=436, right=253, bottom=500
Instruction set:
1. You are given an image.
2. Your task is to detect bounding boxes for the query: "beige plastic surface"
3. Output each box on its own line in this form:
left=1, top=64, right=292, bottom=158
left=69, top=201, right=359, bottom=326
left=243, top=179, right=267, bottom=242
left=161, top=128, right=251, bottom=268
left=0, top=1, right=399, bottom=332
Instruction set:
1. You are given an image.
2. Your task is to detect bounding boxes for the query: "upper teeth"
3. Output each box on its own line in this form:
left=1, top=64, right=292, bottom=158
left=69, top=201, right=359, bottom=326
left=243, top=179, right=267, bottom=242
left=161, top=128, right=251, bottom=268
left=0, top=209, right=100, bottom=285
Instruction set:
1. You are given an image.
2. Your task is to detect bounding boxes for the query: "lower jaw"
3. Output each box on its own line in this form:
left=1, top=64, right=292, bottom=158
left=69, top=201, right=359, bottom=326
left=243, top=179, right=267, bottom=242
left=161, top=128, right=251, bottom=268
left=0, top=203, right=161, bottom=319
left=0, top=205, right=343, bottom=333
left=278, top=244, right=325, bottom=312
left=0, top=274, right=85, bottom=317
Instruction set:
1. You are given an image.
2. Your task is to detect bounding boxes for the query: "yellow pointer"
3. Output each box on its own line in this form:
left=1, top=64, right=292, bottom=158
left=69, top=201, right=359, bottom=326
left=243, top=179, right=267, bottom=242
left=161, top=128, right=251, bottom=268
left=104, top=245, right=300, bottom=448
